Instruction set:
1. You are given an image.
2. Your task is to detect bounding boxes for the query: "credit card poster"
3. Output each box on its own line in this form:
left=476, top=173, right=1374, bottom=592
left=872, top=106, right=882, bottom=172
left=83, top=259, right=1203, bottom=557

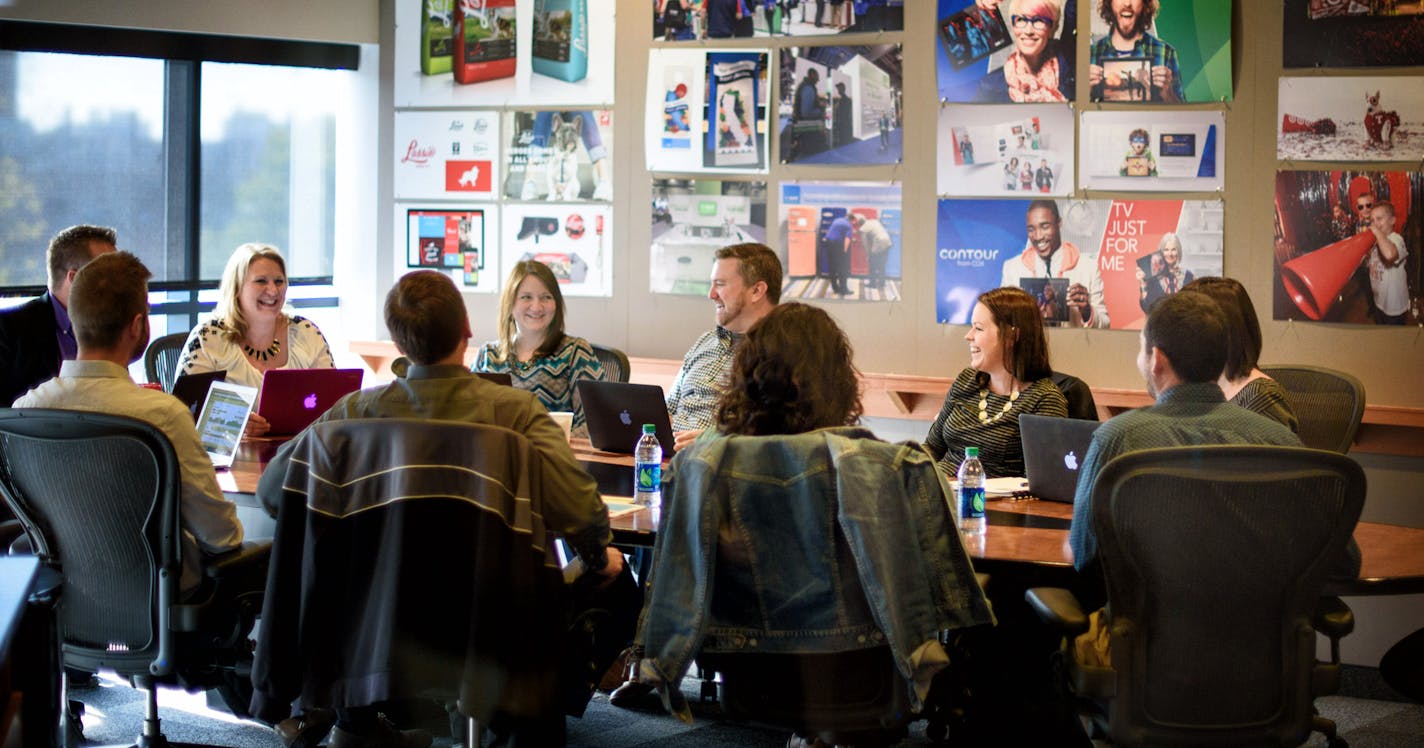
left=654, top=1, right=905, bottom=40
left=645, top=49, right=770, bottom=173
left=650, top=179, right=769, bottom=296
left=396, top=205, right=502, bottom=293
left=1088, top=0, right=1232, bottom=103
left=934, top=0, right=1077, bottom=104
left=778, top=46, right=903, bottom=165
left=1283, top=0, right=1424, bottom=68
left=1079, top=110, right=1223, bottom=192
left=778, top=182, right=903, bottom=302
left=501, top=204, right=612, bottom=297
left=395, top=0, right=616, bottom=108
left=1278, top=77, right=1424, bottom=162
left=1272, top=170, right=1420, bottom=325
left=938, top=104, right=1074, bottom=197
left=935, top=199, right=1222, bottom=329
left=393, top=111, right=501, bottom=201
left=502, top=110, right=613, bottom=202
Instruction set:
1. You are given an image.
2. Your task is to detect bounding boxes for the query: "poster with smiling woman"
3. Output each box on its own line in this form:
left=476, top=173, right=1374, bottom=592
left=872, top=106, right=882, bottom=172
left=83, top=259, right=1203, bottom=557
left=936, top=0, right=1077, bottom=103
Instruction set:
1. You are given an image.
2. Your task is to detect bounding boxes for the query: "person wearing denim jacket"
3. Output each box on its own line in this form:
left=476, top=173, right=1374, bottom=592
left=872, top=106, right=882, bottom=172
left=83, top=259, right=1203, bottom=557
left=638, top=426, right=995, bottom=717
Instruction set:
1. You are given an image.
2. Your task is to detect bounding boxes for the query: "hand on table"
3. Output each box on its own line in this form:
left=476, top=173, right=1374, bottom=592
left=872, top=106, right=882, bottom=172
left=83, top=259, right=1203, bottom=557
left=244, top=411, right=271, bottom=438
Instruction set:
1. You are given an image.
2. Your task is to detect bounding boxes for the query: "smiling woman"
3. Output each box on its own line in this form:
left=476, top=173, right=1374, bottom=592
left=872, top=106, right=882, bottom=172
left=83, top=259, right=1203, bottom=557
left=977, top=0, right=1075, bottom=102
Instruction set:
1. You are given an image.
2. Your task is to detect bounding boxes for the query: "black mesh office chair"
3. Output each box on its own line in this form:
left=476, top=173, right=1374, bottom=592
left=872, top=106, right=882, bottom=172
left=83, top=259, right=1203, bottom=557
left=590, top=344, right=630, bottom=383
left=1051, top=370, right=1099, bottom=421
left=1260, top=365, right=1366, bottom=454
left=142, top=332, right=190, bottom=391
left=1026, top=445, right=1364, bottom=747
left=0, top=408, right=268, bottom=747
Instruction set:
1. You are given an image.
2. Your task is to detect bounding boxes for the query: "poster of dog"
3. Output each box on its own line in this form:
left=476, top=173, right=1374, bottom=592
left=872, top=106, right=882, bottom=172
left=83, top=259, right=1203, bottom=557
left=503, top=110, right=614, bottom=202
left=393, top=111, right=501, bottom=201
left=1278, top=76, right=1423, bottom=162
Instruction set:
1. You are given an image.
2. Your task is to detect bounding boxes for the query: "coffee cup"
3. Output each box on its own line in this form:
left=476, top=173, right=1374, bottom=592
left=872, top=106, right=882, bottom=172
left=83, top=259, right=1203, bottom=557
left=549, top=411, right=574, bottom=442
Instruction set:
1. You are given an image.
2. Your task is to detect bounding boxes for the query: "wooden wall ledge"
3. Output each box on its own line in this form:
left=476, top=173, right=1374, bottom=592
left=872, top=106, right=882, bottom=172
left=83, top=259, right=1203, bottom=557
left=350, top=342, right=1424, bottom=457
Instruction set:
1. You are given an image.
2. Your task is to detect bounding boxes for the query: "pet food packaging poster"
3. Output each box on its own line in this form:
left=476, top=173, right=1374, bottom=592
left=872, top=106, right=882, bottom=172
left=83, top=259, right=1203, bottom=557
left=502, top=110, right=614, bottom=202
left=934, top=0, right=1076, bottom=104
left=501, top=203, right=613, bottom=297
left=777, top=181, right=903, bottom=302
left=654, top=0, right=904, bottom=40
left=646, top=48, right=770, bottom=173
left=650, top=178, right=768, bottom=296
left=779, top=45, right=902, bottom=165
left=937, top=103, right=1073, bottom=197
left=1283, top=0, right=1424, bottom=68
left=1272, top=170, right=1421, bottom=325
left=393, top=111, right=501, bottom=201
left=1088, top=0, right=1232, bottom=103
left=1079, top=110, right=1224, bottom=192
left=395, top=0, right=615, bottom=108
left=935, top=199, right=1222, bottom=329
left=1278, top=77, right=1424, bottom=162
left=394, top=204, right=502, bottom=293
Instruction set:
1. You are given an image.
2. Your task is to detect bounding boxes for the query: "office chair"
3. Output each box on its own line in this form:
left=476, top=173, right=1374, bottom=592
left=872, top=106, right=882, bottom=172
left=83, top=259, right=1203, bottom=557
left=1260, top=365, right=1366, bottom=454
left=590, top=343, right=631, bottom=383
left=142, top=332, right=190, bottom=391
left=1051, top=370, right=1099, bottom=421
left=1026, top=445, right=1364, bottom=747
left=0, top=408, right=268, bottom=748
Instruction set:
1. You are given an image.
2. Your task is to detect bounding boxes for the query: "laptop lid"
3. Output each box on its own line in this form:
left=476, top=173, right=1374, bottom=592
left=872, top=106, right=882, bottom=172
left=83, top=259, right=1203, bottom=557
left=170, top=370, right=227, bottom=421
left=575, top=380, right=675, bottom=455
left=476, top=371, right=514, bottom=386
left=256, top=368, right=364, bottom=436
left=1018, top=413, right=1100, bottom=503
left=195, top=381, right=257, bottom=469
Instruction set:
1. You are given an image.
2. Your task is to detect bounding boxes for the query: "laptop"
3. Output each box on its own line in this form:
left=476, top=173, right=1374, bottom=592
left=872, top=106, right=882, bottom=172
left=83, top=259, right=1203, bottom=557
left=170, top=370, right=227, bottom=421
left=195, top=381, right=258, bottom=469
left=256, top=368, right=364, bottom=436
left=1018, top=413, right=1100, bottom=503
left=476, top=371, right=514, bottom=386
left=575, top=380, right=675, bottom=455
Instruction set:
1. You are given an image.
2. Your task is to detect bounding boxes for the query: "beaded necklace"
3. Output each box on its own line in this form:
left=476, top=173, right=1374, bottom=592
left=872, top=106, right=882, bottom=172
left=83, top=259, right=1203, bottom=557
left=977, top=386, right=1020, bottom=424
left=243, top=337, right=281, bottom=362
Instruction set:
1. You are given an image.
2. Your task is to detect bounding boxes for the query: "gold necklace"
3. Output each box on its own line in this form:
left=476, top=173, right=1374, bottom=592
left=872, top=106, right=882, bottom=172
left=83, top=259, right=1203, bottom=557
left=243, top=337, right=282, bottom=362
left=978, top=387, right=1020, bottom=424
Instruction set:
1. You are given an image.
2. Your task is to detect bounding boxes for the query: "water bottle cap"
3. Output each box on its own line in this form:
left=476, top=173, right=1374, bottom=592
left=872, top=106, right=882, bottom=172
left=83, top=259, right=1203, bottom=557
left=642, top=424, right=656, bottom=433
left=965, top=447, right=979, bottom=458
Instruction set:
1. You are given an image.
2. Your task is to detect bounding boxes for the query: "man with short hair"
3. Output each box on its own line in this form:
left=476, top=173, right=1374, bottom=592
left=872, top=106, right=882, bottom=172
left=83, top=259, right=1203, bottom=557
left=0, top=225, right=118, bottom=405
left=823, top=212, right=855, bottom=296
left=666, top=243, right=782, bottom=450
left=1088, top=0, right=1183, bottom=103
left=1001, top=200, right=1109, bottom=328
left=851, top=213, right=892, bottom=290
left=14, top=252, right=244, bottom=593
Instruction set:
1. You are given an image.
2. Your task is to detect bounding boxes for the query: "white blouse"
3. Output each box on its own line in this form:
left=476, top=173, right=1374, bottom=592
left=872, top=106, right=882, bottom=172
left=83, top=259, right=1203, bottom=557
left=177, top=315, right=335, bottom=390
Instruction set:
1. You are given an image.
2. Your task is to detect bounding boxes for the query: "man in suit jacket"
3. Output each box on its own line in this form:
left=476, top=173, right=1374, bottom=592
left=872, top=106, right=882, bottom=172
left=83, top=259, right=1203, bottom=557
left=0, top=225, right=117, bottom=405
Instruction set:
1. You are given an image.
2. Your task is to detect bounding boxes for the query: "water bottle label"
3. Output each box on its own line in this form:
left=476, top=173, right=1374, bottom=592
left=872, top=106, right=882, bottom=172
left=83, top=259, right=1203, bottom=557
left=959, top=486, right=985, bottom=520
left=635, top=461, right=661, bottom=493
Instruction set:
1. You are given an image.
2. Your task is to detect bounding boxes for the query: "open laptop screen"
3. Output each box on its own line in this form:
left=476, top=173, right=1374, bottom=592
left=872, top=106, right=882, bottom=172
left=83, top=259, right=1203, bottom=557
left=196, top=381, right=257, bottom=469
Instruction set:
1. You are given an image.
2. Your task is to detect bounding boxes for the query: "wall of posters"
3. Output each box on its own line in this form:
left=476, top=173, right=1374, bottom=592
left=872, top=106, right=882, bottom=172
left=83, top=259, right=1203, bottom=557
left=1278, top=76, right=1424, bottom=162
left=653, top=0, right=904, bottom=40
left=394, top=0, right=615, bottom=108
left=778, top=181, right=903, bottom=302
left=500, top=203, right=612, bottom=297
left=936, top=198, right=1223, bottom=329
left=937, top=103, right=1074, bottom=197
left=645, top=48, right=770, bottom=173
left=934, top=0, right=1077, bottom=104
left=778, top=45, right=902, bottom=165
left=1283, top=0, right=1424, bottom=68
left=393, top=111, right=501, bottom=201
left=650, top=179, right=767, bottom=296
left=1079, top=110, right=1224, bottom=192
left=393, top=204, right=502, bottom=293
left=1272, top=170, right=1421, bottom=325
left=1088, top=0, right=1233, bottom=103
left=502, top=109, right=613, bottom=202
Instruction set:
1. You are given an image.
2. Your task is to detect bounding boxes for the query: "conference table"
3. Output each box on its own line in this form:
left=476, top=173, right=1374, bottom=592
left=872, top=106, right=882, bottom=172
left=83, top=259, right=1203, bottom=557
left=219, top=437, right=1424, bottom=597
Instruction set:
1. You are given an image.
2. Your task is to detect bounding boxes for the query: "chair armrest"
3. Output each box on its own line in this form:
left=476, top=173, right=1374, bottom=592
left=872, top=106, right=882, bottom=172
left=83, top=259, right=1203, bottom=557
left=1312, top=596, right=1354, bottom=641
left=204, top=540, right=272, bottom=578
left=1025, top=587, right=1090, bottom=635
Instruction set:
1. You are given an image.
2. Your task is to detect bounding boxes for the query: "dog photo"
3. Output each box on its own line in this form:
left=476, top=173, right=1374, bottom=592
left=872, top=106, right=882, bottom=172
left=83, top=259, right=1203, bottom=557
left=1278, top=76, right=1424, bottom=162
left=503, top=110, right=615, bottom=202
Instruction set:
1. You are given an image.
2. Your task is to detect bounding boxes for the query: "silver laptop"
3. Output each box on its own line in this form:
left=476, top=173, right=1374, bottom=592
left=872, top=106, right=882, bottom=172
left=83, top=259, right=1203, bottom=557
left=1018, top=413, right=1100, bottom=503
left=195, top=381, right=258, bottom=469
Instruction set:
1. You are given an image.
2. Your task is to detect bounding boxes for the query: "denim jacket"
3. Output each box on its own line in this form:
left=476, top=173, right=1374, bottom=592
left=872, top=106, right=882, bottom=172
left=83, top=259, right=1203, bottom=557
left=639, top=427, right=994, bottom=710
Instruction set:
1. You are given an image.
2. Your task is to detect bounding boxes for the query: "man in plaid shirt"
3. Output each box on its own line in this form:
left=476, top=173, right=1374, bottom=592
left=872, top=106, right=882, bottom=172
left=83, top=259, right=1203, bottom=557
left=1088, top=0, right=1184, bottom=103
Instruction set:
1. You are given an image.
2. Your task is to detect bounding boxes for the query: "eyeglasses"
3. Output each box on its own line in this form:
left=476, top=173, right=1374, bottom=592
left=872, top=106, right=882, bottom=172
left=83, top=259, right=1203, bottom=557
left=1011, top=15, right=1053, bottom=31
left=1130, top=137, right=1148, bottom=145
left=1356, top=201, right=1374, bottom=210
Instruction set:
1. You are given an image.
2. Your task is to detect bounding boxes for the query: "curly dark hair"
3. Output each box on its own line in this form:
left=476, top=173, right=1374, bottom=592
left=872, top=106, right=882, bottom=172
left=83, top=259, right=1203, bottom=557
left=715, top=303, right=862, bottom=436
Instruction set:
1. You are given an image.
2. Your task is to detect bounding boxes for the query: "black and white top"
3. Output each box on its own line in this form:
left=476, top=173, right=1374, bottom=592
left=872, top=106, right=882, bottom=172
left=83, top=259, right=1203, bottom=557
left=924, top=367, right=1069, bottom=479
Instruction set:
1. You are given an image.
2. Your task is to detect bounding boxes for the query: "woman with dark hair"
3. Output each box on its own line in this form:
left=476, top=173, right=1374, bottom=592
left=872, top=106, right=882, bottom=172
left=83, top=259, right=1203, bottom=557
left=715, top=302, right=863, bottom=436
left=1182, top=276, right=1298, bottom=432
left=475, top=260, right=605, bottom=434
left=925, top=286, right=1068, bottom=478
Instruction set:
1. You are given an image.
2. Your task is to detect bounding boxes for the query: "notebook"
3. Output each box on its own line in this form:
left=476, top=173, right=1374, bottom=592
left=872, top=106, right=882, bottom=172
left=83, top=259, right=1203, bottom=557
left=195, top=381, right=258, bottom=469
left=256, top=368, right=364, bottom=436
left=1018, top=413, right=1101, bottom=503
left=170, top=370, right=227, bottom=421
left=575, top=380, right=675, bottom=455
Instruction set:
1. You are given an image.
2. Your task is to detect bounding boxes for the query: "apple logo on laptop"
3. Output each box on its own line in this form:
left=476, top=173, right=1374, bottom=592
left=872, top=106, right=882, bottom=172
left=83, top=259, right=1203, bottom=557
left=303, top=393, right=319, bottom=410
left=619, top=409, right=632, bottom=426
left=1064, top=451, right=1079, bottom=471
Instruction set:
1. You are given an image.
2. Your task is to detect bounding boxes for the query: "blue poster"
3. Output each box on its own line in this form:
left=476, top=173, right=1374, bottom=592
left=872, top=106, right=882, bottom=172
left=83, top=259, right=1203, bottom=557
left=935, top=199, right=1027, bottom=324
left=935, top=0, right=1077, bottom=104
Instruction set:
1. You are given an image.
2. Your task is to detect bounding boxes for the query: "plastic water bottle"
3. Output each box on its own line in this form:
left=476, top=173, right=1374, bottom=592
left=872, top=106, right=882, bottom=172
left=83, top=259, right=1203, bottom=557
left=957, top=447, right=986, bottom=536
left=633, top=424, right=662, bottom=507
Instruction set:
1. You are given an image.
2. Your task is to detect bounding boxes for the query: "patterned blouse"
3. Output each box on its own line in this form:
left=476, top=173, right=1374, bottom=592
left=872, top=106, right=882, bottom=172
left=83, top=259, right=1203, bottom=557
left=474, top=335, right=606, bottom=435
left=924, top=368, right=1069, bottom=479
left=177, top=316, right=334, bottom=391
left=1230, top=376, right=1300, bottom=434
